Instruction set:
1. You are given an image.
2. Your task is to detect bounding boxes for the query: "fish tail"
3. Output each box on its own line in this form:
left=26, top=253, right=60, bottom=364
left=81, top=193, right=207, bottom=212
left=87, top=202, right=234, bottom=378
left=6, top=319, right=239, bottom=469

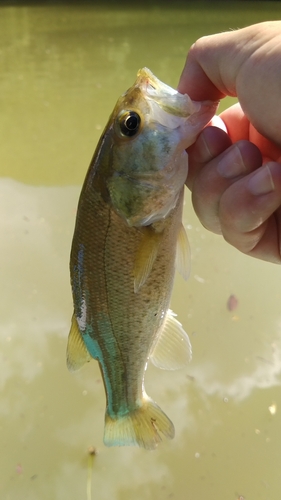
left=104, top=395, right=175, bottom=450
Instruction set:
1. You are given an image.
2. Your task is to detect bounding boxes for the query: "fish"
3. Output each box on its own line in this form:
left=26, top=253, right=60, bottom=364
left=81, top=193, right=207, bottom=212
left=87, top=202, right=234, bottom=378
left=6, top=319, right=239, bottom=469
left=67, top=67, right=218, bottom=450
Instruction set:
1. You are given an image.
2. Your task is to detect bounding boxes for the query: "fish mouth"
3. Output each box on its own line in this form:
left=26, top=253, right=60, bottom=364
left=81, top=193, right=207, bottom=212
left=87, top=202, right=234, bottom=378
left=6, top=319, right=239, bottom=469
left=135, top=67, right=201, bottom=121
left=133, top=67, right=219, bottom=133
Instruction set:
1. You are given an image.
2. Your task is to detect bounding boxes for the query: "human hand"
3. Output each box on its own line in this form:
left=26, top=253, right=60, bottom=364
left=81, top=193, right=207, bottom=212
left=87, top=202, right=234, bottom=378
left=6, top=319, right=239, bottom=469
left=178, top=22, right=281, bottom=263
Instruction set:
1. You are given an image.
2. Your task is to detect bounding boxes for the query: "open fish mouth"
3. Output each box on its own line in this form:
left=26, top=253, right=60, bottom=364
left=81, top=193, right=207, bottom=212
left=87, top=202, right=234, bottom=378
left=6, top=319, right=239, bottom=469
left=135, top=67, right=202, bottom=123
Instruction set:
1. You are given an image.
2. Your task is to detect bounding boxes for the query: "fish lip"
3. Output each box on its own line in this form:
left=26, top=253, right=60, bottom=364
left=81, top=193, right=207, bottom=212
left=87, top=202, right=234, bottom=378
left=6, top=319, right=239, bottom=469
left=135, top=67, right=194, bottom=119
left=135, top=67, right=219, bottom=121
left=138, top=67, right=177, bottom=95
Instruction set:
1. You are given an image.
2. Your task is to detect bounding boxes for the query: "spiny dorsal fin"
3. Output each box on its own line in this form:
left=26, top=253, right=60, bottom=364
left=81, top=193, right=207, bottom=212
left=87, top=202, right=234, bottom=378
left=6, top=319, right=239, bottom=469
left=176, top=223, right=191, bottom=280
left=149, top=309, right=192, bottom=370
left=133, top=228, right=162, bottom=293
left=66, top=314, right=91, bottom=372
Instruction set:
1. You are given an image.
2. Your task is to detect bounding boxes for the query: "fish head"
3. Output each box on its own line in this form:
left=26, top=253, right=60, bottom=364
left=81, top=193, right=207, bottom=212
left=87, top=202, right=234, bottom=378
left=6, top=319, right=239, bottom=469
left=98, top=67, right=218, bottom=226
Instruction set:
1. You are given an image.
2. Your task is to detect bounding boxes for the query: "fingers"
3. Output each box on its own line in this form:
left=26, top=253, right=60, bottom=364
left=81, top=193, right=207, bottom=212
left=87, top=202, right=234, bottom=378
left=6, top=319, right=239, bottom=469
left=187, top=127, right=262, bottom=234
left=186, top=125, right=232, bottom=190
left=177, top=45, right=226, bottom=101
left=219, top=103, right=250, bottom=142
left=177, top=28, right=256, bottom=99
left=220, top=104, right=281, bottom=162
left=178, top=22, right=281, bottom=147
left=219, top=162, right=281, bottom=262
left=187, top=125, right=281, bottom=262
left=178, top=22, right=281, bottom=99
left=179, top=21, right=281, bottom=263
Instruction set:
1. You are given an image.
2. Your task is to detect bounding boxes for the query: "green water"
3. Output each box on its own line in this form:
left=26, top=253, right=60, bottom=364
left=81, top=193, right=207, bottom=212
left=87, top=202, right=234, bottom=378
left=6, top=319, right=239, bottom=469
left=1, top=2, right=281, bottom=499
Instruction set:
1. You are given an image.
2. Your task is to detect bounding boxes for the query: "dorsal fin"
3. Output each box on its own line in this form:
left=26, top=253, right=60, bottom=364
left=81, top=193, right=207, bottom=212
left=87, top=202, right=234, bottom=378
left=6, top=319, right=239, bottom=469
left=133, top=227, right=162, bottom=293
left=176, top=223, right=191, bottom=280
left=149, top=309, right=192, bottom=370
left=66, top=314, right=91, bottom=372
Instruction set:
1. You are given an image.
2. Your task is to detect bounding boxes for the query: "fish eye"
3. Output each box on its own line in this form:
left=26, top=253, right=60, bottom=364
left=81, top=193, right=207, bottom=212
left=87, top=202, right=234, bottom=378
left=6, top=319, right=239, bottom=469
left=119, top=111, right=141, bottom=137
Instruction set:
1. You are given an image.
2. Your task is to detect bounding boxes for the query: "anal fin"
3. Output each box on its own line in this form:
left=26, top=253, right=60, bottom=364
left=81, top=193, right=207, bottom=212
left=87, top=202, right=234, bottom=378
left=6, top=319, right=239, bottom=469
left=66, top=314, right=91, bottom=372
left=149, top=309, right=192, bottom=370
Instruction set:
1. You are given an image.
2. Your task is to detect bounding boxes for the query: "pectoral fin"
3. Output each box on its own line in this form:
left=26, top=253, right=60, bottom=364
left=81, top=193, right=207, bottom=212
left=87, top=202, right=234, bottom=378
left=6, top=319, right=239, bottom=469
left=149, top=309, right=192, bottom=370
left=176, top=223, right=191, bottom=280
left=66, top=314, right=91, bottom=372
left=133, top=228, right=162, bottom=293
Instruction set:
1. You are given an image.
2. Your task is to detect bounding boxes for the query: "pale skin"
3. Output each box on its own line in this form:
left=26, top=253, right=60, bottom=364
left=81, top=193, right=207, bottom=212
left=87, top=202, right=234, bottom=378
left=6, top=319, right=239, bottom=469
left=178, top=21, right=281, bottom=263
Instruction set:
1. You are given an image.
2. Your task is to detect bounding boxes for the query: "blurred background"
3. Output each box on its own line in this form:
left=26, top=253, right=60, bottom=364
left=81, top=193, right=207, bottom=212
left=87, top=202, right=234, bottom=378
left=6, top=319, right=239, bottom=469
left=0, top=2, right=281, bottom=499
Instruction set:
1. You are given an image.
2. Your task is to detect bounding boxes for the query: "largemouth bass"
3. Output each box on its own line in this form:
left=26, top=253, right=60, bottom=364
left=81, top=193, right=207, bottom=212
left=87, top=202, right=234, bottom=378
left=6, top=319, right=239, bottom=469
left=67, top=68, right=217, bottom=450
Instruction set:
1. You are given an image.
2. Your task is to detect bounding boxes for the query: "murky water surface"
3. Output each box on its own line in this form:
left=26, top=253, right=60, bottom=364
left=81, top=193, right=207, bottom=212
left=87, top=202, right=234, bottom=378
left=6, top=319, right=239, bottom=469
left=1, top=2, right=281, bottom=499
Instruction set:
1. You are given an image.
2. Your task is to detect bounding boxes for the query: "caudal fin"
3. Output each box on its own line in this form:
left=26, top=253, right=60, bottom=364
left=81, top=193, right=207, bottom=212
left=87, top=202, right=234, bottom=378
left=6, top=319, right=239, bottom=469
left=104, top=396, right=175, bottom=450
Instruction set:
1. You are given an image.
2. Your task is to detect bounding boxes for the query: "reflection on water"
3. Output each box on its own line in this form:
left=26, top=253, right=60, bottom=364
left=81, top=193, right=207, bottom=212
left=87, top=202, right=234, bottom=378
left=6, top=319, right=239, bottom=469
left=1, top=3, right=281, bottom=500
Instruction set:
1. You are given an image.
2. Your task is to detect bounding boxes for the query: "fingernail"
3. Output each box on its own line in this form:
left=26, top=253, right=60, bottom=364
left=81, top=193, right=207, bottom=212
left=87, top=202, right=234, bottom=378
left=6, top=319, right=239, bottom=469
left=248, top=164, right=275, bottom=195
left=217, top=144, right=246, bottom=178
